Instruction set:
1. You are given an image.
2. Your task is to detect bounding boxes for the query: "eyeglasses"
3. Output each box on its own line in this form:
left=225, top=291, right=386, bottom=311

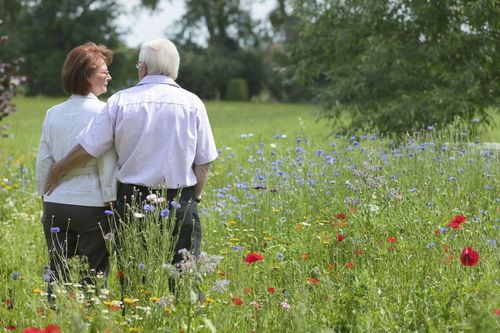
left=98, top=70, right=110, bottom=76
left=135, top=61, right=144, bottom=69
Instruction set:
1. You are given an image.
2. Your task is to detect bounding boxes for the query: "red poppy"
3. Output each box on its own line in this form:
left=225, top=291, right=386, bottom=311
left=336, top=234, right=345, bottom=241
left=7, top=326, right=15, bottom=331
left=115, top=270, right=125, bottom=279
left=387, top=237, right=396, bottom=243
left=448, top=215, right=466, bottom=229
left=335, top=213, right=346, bottom=220
left=460, top=247, right=479, bottom=266
left=301, top=253, right=310, bottom=260
left=434, top=229, right=441, bottom=236
left=231, top=298, right=243, bottom=305
left=267, top=287, right=276, bottom=293
left=44, top=325, right=62, bottom=333
left=354, top=249, right=364, bottom=255
left=22, top=328, right=43, bottom=333
left=243, top=288, right=252, bottom=293
left=245, top=252, right=263, bottom=263
left=494, top=308, right=500, bottom=316
left=306, top=278, right=319, bottom=285
left=346, top=262, right=354, bottom=268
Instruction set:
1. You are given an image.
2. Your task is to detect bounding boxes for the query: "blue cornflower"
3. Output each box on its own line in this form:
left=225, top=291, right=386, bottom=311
left=315, top=150, right=323, bottom=156
left=427, top=125, right=434, bottom=130
left=143, top=204, right=155, bottom=212
left=427, top=202, right=434, bottom=207
left=170, top=201, right=182, bottom=209
left=50, top=227, right=60, bottom=233
left=439, top=227, right=448, bottom=233
left=12, top=272, right=21, bottom=280
left=276, top=253, right=284, bottom=260
left=486, top=240, right=496, bottom=247
left=233, top=246, right=243, bottom=251
left=104, top=210, right=113, bottom=215
left=138, top=264, right=145, bottom=269
left=160, top=209, right=170, bottom=217
left=21, top=168, right=28, bottom=173
left=426, top=242, right=436, bottom=249
left=43, top=274, right=52, bottom=281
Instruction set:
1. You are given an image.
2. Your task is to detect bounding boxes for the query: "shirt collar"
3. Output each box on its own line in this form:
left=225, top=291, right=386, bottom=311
left=136, top=75, right=180, bottom=88
left=69, top=92, right=99, bottom=100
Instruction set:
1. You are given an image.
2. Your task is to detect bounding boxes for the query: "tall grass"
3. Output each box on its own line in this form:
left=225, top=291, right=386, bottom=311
left=0, top=97, right=499, bottom=332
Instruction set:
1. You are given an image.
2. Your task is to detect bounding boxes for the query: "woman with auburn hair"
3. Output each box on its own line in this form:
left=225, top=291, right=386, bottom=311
left=36, top=42, right=117, bottom=299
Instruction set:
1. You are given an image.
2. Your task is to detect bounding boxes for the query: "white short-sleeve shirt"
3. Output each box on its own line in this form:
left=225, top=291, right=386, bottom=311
left=77, top=75, right=218, bottom=189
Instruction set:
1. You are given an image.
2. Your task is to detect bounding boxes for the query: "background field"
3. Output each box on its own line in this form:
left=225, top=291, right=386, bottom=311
left=0, top=97, right=499, bottom=332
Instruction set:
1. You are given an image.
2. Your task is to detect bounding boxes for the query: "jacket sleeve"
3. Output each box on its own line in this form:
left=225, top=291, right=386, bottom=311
left=96, top=146, right=118, bottom=203
left=36, top=116, right=55, bottom=195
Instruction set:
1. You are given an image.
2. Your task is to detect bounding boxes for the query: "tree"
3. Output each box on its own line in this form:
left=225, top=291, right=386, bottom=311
left=140, top=0, right=266, bottom=99
left=289, top=0, right=499, bottom=134
left=3, top=0, right=124, bottom=96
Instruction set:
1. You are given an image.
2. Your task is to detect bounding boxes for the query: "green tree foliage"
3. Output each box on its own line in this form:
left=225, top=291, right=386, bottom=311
left=226, top=78, right=249, bottom=101
left=140, top=0, right=266, bottom=99
left=289, top=0, right=499, bottom=134
left=3, top=0, right=125, bottom=96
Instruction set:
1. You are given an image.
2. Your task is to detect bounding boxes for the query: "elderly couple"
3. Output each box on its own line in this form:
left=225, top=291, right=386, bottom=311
left=36, top=39, right=217, bottom=297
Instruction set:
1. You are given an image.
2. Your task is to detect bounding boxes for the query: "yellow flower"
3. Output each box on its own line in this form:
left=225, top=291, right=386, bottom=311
left=84, top=315, right=93, bottom=320
left=263, top=237, right=273, bottom=241
left=204, top=297, right=216, bottom=303
left=149, top=297, right=160, bottom=302
left=5, top=185, right=12, bottom=190
left=273, top=209, right=281, bottom=213
left=228, top=221, right=237, bottom=225
left=123, top=298, right=137, bottom=304
left=322, top=241, right=331, bottom=245
left=246, top=234, right=254, bottom=238
left=32, top=289, right=43, bottom=294
left=128, top=328, right=140, bottom=332
left=220, top=250, right=228, bottom=255
left=230, top=238, right=240, bottom=241
left=165, top=308, right=173, bottom=314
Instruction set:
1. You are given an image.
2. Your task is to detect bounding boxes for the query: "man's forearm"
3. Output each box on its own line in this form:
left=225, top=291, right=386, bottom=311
left=44, top=144, right=93, bottom=194
left=193, top=162, right=211, bottom=200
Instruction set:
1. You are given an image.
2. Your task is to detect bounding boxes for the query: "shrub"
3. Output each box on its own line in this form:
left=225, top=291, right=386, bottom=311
left=0, top=19, right=26, bottom=137
left=225, top=78, right=249, bottom=101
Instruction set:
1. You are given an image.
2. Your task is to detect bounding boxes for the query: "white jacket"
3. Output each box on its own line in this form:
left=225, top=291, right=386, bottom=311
left=36, top=94, right=118, bottom=206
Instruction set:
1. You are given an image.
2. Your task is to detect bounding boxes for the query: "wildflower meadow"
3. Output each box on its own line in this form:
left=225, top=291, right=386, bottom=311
left=1, top=98, right=499, bottom=332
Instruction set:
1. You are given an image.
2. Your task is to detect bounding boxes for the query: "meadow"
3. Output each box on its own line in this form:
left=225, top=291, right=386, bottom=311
left=0, top=96, right=499, bottom=332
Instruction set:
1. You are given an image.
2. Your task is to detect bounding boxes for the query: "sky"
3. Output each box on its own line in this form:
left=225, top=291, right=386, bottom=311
left=117, top=0, right=275, bottom=48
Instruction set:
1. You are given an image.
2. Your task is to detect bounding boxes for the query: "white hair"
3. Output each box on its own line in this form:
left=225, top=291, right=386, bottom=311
left=139, top=39, right=180, bottom=79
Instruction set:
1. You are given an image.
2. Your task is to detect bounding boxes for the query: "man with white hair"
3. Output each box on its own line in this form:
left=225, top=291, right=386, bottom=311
left=44, top=39, right=218, bottom=281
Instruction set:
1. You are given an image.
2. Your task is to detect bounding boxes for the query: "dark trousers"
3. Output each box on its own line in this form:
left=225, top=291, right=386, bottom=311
left=114, top=182, right=201, bottom=266
left=41, top=202, right=110, bottom=293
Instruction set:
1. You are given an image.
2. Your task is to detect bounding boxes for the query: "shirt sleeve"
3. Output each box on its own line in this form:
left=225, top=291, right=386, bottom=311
left=77, top=102, right=115, bottom=158
left=194, top=103, right=218, bottom=165
left=36, top=115, right=55, bottom=195
left=96, top=147, right=118, bottom=202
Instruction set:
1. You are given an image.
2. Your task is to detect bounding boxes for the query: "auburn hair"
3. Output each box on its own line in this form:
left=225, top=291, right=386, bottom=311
left=61, top=42, right=113, bottom=95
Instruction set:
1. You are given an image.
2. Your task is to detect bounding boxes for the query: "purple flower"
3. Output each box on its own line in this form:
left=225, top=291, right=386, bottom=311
left=104, top=210, right=113, bottom=215
left=50, top=227, right=60, bottom=233
left=104, top=233, right=114, bottom=240
left=160, top=209, right=170, bottom=217
left=143, top=204, right=155, bottom=212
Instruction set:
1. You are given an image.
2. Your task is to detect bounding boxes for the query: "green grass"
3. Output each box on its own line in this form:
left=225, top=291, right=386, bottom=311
left=0, top=97, right=499, bottom=332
